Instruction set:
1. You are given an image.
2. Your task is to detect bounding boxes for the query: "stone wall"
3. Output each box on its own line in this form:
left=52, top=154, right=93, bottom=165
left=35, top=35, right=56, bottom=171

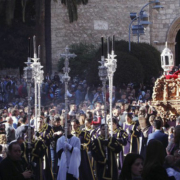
left=150, top=0, right=180, bottom=61
left=51, top=0, right=180, bottom=71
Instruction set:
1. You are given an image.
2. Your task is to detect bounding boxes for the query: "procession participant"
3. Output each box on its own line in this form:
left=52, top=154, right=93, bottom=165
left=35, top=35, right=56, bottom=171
left=82, top=111, right=96, bottom=138
left=0, top=141, right=33, bottom=180
left=123, top=113, right=140, bottom=156
left=36, top=116, right=54, bottom=180
left=138, top=114, right=153, bottom=158
left=71, top=119, right=95, bottom=180
left=50, top=115, right=64, bottom=178
left=21, top=127, right=46, bottom=180
left=91, top=124, right=122, bottom=180
left=108, top=118, right=128, bottom=169
left=56, top=120, right=81, bottom=180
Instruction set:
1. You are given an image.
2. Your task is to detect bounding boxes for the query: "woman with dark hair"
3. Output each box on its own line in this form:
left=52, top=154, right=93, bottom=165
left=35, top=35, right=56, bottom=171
left=123, top=113, right=140, bottom=155
left=167, top=125, right=180, bottom=155
left=142, top=139, right=169, bottom=180
left=119, top=153, right=143, bottom=180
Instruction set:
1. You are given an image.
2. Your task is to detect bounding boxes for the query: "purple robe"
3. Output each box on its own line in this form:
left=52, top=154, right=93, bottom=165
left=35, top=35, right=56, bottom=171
left=139, top=125, right=154, bottom=158
left=123, top=121, right=140, bottom=155
left=113, top=127, right=128, bottom=169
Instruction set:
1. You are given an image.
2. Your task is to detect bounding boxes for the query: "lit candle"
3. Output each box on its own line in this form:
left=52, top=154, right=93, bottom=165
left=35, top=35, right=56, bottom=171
left=28, top=37, right=31, bottom=57
left=107, top=36, right=109, bottom=56
left=33, top=35, right=37, bottom=58
left=38, top=45, right=40, bottom=59
left=101, top=37, right=104, bottom=56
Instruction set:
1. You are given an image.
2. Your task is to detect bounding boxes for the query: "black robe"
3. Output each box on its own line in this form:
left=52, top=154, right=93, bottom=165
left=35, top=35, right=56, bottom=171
left=91, top=135, right=122, bottom=180
left=72, top=128, right=95, bottom=180
left=113, top=127, right=128, bottom=169
left=21, top=138, right=46, bottom=180
left=38, top=124, right=54, bottom=180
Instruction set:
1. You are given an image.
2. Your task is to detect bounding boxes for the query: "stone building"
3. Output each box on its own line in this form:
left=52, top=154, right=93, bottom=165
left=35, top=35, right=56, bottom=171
left=44, top=0, right=180, bottom=72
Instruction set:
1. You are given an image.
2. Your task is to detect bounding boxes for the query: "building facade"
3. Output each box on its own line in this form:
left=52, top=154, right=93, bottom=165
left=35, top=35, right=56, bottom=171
left=50, top=0, right=180, bottom=72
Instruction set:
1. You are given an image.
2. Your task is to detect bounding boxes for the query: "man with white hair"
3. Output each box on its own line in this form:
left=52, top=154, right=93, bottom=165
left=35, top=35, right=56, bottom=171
left=5, top=116, right=15, bottom=144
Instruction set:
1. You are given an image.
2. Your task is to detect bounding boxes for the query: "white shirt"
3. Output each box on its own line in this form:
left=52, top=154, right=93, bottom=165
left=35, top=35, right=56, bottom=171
left=56, top=135, right=81, bottom=180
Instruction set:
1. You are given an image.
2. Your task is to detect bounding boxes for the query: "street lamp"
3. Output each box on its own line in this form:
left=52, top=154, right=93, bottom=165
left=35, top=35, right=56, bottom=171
left=129, top=0, right=163, bottom=52
left=105, top=36, right=117, bottom=137
left=60, top=46, right=76, bottom=140
left=161, top=42, right=174, bottom=75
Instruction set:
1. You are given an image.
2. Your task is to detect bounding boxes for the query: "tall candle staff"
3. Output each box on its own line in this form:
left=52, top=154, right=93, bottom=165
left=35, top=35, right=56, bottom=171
left=23, top=37, right=33, bottom=165
left=98, top=37, right=108, bottom=159
left=31, top=36, right=44, bottom=131
left=105, top=35, right=117, bottom=137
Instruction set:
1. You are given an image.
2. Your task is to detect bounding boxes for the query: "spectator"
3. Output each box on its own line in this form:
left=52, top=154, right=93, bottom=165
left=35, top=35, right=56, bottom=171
left=15, top=116, right=28, bottom=140
left=119, top=153, right=143, bottom=180
left=167, top=125, right=180, bottom=155
left=11, top=109, right=19, bottom=129
left=75, top=85, right=83, bottom=106
left=53, top=72, right=60, bottom=82
left=5, top=117, right=15, bottom=144
left=142, top=139, right=169, bottom=180
left=164, top=155, right=180, bottom=180
left=0, top=142, right=33, bottom=179
left=147, top=120, right=168, bottom=156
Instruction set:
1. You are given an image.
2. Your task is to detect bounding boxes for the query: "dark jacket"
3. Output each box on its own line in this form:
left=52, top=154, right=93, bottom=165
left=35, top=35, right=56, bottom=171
left=5, top=124, right=15, bottom=143
left=15, top=125, right=28, bottom=139
left=143, top=164, right=169, bottom=180
left=147, top=130, right=168, bottom=154
left=0, top=157, right=27, bottom=180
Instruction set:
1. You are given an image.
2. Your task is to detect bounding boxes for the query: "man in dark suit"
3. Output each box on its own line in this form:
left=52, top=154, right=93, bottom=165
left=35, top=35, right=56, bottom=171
left=147, top=120, right=168, bottom=155
left=0, top=141, right=33, bottom=180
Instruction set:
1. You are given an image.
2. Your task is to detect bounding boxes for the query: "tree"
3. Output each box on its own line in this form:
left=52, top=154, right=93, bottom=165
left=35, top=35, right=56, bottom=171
left=58, top=43, right=99, bottom=84
left=0, top=0, right=35, bottom=73
left=114, top=40, right=161, bottom=80
left=58, top=0, right=88, bottom=22
left=58, top=40, right=161, bottom=86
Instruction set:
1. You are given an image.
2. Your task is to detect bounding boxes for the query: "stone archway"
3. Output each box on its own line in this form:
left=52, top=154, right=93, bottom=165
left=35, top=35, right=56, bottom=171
left=167, top=16, right=180, bottom=65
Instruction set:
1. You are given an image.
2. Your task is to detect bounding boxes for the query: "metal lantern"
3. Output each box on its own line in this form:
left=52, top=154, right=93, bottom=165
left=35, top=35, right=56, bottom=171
left=161, top=42, right=174, bottom=74
left=98, top=56, right=107, bottom=81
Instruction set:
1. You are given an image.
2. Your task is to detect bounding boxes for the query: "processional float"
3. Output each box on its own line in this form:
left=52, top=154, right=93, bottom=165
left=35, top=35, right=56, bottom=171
left=151, top=42, right=180, bottom=120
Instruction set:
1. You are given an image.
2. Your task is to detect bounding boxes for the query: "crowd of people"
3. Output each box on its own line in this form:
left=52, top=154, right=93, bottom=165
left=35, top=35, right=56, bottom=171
left=0, top=72, right=179, bottom=180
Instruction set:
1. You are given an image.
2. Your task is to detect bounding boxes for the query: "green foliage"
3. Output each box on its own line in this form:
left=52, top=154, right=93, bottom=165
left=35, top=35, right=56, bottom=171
left=114, top=52, right=144, bottom=84
left=58, top=43, right=99, bottom=85
left=60, top=0, right=88, bottom=23
left=114, top=40, right=161, bottom=80
left=58, top=41, right=161, bottom=85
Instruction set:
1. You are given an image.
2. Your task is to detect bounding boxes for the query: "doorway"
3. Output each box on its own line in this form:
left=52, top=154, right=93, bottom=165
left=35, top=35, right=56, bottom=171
left=175, top=30, right=180, bottom=65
